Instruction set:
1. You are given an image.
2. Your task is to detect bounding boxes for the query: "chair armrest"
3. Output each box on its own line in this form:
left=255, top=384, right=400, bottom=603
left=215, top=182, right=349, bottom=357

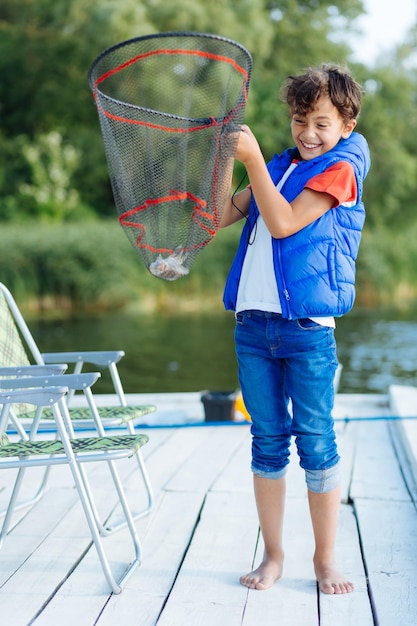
left=41, top=351, right=125, bottom=367
left=0, top=372, right=101, bottom=391
left=0, top=386, right=68, bottom=407
left=0, top=386, right=68, bottom=457
left=0, top=364, right=68, bottom=377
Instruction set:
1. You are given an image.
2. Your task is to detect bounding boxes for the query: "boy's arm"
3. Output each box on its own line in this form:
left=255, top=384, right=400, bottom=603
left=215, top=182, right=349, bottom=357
left=219, top=187, right=252, bottom=228
left=236, top=126, right=335, bottom=238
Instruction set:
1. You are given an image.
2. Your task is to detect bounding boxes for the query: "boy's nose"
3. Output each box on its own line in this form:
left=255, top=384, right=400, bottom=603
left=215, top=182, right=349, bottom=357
left=302, top=126, right=316, bottom=139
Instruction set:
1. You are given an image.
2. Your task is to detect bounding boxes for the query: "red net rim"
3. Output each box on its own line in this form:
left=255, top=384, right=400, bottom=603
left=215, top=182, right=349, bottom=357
left=118, top=189, right=217, bottom=255
left=88, top=31, right=252, bottom=128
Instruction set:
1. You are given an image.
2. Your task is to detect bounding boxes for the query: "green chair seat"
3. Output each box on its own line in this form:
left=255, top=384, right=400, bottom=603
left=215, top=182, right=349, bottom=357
left=0, top=433, right=149, bottom=458
left=23, top=404, right=156, bottom=424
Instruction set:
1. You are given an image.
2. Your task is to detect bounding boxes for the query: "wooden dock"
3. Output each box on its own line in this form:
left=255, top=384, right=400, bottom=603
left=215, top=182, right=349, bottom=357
left=1, top=390, right=417, bottom=626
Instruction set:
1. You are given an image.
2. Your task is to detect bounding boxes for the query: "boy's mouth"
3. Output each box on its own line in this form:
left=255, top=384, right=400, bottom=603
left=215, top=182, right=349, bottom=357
left=300, top=140, right=321, bottom=150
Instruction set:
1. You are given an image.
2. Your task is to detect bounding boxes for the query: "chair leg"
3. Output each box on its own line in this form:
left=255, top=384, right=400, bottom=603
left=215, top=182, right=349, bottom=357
left=103, top=422, right=154, bottom=533
left=1, top=457, right=142, bottom=593
left=78, top=389, right=154, bottom=534
left=108, top=362, right=155, bottom=518
left=0, top=465, right=51, bottom=547
left=0, top=465, right=52, bottom=521
left=74, top=451, right=152, bottom=537
left=127, top=419, right=154, bottom=512
left=68, top=453, right=142, bottom=593
left=0, top=467, right=26, bottom=549
left=0, top=407, right=53, bottom=522
left=132, top=447, right=154, bottom=520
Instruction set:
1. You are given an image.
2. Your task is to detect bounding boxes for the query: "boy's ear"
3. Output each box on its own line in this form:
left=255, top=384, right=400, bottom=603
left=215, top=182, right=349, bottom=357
left=342, top=119, right=357, bottom=138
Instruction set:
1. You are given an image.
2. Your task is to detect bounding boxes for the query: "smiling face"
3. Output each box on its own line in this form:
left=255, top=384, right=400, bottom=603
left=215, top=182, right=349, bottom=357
left=290, top=95, right=357, bottom=161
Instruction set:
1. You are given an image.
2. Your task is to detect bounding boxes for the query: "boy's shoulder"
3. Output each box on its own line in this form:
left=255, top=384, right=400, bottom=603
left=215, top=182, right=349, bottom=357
left=332, top=133, right=370, bottom=178
left=342, top=131, right=368, bottom=152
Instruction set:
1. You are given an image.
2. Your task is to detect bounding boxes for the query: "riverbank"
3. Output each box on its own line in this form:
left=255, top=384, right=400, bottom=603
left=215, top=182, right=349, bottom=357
left=2, top=221, right=417, bottom=317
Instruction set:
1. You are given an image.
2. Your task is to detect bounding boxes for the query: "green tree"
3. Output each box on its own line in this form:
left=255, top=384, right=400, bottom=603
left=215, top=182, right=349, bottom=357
left=358, top=67, right=417, bottom=230
left=3, top=0, right=417, bottom=243
left=0, top=0, right=366, bottom=221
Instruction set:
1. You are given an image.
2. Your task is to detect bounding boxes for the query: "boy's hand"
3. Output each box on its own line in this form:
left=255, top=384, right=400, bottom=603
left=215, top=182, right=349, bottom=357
left=236, top=125, right=264, bottom=168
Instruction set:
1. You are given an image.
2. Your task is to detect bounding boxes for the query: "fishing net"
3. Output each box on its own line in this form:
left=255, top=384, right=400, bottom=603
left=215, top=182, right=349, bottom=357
left=88, top=32, right=252, bottom=280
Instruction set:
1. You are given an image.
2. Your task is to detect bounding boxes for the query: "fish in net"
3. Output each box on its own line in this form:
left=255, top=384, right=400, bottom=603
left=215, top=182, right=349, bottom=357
left=88, top=32, right=252, bottom=280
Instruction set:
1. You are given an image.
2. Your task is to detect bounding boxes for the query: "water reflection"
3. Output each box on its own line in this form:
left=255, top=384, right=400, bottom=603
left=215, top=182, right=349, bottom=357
left=31, top=311, right=239, bottom=394
left=336, top=308, right=417, bottom=393
left=30, top=306, right=417, bottom=394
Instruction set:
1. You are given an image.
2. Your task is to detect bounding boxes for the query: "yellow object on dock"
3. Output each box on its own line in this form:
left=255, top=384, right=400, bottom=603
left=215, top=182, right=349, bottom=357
left=235, top=391, right=251, bottom=421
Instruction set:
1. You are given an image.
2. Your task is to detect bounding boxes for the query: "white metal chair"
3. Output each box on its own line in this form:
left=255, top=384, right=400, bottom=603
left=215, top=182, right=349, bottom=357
left=0, top=382, right=150, bottom=593
left=0, top=369, right=147, bottom=537
left=0, top=282, right=156, bottom=526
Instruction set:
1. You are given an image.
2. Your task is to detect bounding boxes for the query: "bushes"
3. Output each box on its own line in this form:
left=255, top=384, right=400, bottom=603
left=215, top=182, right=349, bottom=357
left=0, top=220, right=242, bottom=314
left=357, top=225, right=417, bottom=307
left=0, top=221, right=139, bottom=312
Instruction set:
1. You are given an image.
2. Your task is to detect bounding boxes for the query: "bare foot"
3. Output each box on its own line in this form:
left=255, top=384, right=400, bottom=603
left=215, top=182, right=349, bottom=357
left=315, top=562, right=354, bottom=594
left=240, top=556, right=284, bottom=590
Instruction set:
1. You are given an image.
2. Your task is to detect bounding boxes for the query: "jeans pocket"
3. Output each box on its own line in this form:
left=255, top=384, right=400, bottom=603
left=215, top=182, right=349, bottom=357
left=295, top=317, right=320, bottom=330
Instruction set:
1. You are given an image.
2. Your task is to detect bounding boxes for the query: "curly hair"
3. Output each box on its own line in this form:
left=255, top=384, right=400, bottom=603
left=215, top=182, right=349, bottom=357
left=281, top=64, right=364, bottom=123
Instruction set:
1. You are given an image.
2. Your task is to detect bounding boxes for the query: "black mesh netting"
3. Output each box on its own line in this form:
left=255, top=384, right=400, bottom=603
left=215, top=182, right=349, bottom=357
left=88, top=32, right=252, bottom=280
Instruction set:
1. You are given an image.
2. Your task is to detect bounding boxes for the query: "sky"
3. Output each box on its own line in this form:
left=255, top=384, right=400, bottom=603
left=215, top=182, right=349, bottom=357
left=349, top=0, right=417, bottom=64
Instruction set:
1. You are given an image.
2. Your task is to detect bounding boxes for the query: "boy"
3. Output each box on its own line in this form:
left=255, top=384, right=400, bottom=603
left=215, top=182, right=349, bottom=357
left=220, top=64, right=370, bottom=594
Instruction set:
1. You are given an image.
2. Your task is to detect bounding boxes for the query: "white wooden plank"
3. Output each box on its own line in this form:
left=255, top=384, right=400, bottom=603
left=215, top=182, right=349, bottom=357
left=244, top=501, right=375, bottom=626
left=22, top=422, right=250, bottom=624
left=97, top=491, right=206, bottom=625
left=319, top=504, right=374, bottom=625
left=350, top=422, right=410, bottom=501
left=0, top=487, right=79, bottom=586
left=389, top=384, right=417, bottom=501
left=337, top=422, right=356, bottom=504
left=334, top=393, right=390, bottom=420
left=95, top=426, right=178, bottom=506
left=355, top=498, right=417, bottom=626
left=136, top=426, right=217, bottom=494
left=0, top=491, right=94, bottom=625
left=243, top=497, right=317, bottom=626
left=156, top=491, right=259, bottom=626
left=164, top=425, right=249, bottom=493
left=0, top=464, right=74, bottom=515
left=37, top=491, right=205, bottom=626
left=210, top=428, right=253, bottom=493
left=0, top=458, right=152, bottom=623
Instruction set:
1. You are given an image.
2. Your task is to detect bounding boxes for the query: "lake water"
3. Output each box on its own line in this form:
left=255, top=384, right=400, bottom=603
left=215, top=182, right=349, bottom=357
left=30, top=305, right=417, bottom=395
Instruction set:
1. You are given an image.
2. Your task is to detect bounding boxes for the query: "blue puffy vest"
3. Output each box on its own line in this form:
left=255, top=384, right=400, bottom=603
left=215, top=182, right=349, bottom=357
left=223, top=132, right=371, bottom=319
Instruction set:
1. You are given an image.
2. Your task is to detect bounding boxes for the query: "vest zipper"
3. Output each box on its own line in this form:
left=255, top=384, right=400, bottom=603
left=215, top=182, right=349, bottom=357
left=274, top=240, right=292, bottom=319
left=282, top=288, right=292, bottom=319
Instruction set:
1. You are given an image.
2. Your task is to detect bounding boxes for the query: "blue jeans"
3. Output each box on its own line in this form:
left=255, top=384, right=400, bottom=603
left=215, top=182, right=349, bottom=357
left=235, top=310, right=340, bottom=493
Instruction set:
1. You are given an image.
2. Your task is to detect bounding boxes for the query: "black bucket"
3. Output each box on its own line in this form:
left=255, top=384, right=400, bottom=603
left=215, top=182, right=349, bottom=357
left=201, top=391, right=237, bottom=422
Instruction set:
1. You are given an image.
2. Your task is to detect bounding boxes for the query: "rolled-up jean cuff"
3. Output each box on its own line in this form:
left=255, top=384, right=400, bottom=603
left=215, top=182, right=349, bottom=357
left=252, top=465, right=288, bottom=480
left=305, top=461, right=341, bottom=493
